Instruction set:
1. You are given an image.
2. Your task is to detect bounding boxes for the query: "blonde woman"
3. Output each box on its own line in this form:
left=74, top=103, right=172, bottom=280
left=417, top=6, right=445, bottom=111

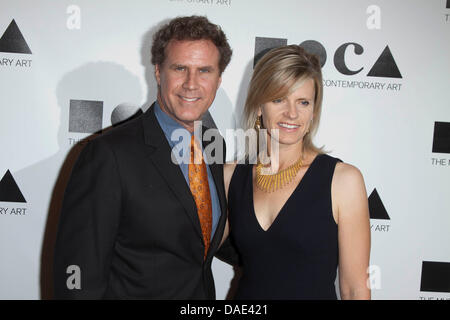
left=221, top=45, right=371, bottom=300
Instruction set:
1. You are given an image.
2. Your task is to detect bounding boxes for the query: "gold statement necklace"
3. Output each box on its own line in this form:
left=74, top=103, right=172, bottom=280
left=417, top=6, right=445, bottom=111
left=255, top=156, right=304, bottom=193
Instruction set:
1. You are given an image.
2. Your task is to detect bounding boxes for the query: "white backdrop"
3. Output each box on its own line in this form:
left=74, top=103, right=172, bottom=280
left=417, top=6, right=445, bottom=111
left=1, top=0, right=449, bottom=300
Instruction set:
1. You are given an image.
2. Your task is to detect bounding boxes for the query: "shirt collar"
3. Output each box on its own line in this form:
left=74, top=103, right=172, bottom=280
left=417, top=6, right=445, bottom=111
left=154, top=101, right=190, bottom=148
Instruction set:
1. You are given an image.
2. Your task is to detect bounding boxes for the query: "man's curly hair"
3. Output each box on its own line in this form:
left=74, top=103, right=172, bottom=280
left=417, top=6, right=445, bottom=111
left=151, top=16, right=232, bottom=74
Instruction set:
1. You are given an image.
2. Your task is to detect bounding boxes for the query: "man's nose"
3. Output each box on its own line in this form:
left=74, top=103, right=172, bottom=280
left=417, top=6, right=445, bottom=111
left=182, top=70, right=199, bottom=90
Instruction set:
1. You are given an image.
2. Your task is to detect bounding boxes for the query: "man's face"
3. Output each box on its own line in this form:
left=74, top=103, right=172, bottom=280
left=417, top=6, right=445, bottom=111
left=155, top=39, right=222, bottom=132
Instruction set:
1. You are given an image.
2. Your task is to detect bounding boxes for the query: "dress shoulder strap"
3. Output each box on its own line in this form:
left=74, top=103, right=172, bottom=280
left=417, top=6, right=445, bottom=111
left=227, top=163, right=252, bottom=208
left=312, top=153, right=343, bottom=187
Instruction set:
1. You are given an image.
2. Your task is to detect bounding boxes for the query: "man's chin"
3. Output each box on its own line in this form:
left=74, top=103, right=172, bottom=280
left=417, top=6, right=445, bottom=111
left=172, top=116, right=204, bottom=131
left=177, top=113, right=206, bottom=124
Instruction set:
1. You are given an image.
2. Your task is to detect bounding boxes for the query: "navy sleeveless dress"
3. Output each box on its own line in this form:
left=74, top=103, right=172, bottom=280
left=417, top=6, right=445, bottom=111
left=228, top=154, right=341, bottom=300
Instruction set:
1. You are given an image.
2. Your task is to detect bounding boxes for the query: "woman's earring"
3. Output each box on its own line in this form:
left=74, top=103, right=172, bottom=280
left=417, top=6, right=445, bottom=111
left=306, top=118, right=313, bottom=134
left=255, top=115, right=261, bottom=130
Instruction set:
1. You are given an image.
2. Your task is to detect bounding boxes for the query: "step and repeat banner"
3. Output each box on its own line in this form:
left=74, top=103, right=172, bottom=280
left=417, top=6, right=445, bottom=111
left=1, top=0, right=449, bottom=300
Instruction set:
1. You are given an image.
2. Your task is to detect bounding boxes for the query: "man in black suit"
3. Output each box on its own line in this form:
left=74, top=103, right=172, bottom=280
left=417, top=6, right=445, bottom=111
left=53, top=16, right=234, bottom=299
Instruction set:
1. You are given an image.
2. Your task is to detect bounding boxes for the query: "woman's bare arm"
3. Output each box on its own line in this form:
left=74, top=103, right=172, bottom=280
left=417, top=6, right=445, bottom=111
left=332, top=162, right=371, bottom=300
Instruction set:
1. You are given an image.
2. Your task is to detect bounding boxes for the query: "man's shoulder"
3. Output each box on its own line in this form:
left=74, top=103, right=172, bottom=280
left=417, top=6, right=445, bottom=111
left=91, top=111, right=146, bottom=147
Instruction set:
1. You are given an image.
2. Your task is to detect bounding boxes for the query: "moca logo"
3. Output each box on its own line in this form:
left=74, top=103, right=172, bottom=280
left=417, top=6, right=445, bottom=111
left=69, top=99, right=104, bottom=134
left=68, top=99, right=146, bottom=135
left=67, top=100, right=148, bottom=146
left=430, top=121, right=450, bottom=168
left=0, top=19, right=31, bottom=54
left=0, top=170, right=27, bottom=217
left=368, top=188, right=391, bottom=233
left=420, top=261, right=450, bottom=299
left=432, top=122, right=450, bottom=154
left=254, top=37, right=402, bottom=79
left=0, top=170, right=26, bottom=203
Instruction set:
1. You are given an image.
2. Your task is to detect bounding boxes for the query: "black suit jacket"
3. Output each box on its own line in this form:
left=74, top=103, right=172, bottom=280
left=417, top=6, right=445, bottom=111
left=53, top=103, right=228, bottom=299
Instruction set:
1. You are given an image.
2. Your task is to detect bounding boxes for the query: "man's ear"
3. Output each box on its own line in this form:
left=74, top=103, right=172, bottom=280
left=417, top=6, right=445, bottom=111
left=217, top=75, right=222, bottom=89
left=155, top=64, right=161, bottom=86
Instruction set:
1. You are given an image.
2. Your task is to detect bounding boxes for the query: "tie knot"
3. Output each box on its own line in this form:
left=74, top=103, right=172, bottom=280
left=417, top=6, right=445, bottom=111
left=190, top=135, right=203, bottom=164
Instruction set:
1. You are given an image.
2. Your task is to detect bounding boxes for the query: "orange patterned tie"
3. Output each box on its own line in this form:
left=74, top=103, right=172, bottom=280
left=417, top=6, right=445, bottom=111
left=188, top=135, right=212, bottom=259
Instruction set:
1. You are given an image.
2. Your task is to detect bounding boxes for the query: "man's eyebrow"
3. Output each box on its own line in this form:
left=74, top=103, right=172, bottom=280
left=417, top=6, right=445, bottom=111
left=199, top=65, right=215, bottom=71
left=169, top=64, right=216, bottom=70
left=169, top=63, right=185, bottom=68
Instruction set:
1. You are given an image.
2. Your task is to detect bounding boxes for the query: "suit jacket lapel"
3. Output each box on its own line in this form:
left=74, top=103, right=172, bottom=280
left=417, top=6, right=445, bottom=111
left=207, top=162, right=226, bottom=260
left=142, top=104, right=203, bottom=240
left=202, top=127, right=228, bottom=260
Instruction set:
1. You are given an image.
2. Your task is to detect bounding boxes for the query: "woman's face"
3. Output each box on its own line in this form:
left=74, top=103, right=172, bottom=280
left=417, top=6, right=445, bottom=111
left=259, top=78, right=315, bottom=147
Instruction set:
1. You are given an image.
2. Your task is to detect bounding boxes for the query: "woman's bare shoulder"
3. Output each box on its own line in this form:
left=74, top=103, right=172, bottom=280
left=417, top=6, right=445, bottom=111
left=334, top=161, right=364, bottom=185
left=332, top=161, right=368, bottom=215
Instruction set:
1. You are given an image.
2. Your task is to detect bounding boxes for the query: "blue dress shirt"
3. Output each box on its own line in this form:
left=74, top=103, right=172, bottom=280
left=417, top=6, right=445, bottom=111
left=154, top=102, right=221, bottom=239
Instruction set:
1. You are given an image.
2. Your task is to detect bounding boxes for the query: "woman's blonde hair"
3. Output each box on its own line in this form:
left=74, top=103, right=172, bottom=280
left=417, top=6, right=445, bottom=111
left=243, top=44, right=324, bottom=154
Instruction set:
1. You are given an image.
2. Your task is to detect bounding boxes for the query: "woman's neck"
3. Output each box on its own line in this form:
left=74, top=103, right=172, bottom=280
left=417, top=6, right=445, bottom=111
left=263, top=135, right=305, bottom=173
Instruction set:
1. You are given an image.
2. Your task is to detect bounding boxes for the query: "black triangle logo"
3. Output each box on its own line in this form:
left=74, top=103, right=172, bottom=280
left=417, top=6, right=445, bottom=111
left=0, top=19, right=32, bottom=54
left=367, top=46, right=401, bottom=78
left=0, top=170, right=26, bottom=203
left=368, top=188, right=390, bottom=220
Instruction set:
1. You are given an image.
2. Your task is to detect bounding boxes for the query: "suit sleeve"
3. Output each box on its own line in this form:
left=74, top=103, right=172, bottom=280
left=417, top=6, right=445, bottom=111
left=53, top=139, right=122, bottom=299
left=215, top=135, right=242, bottom=266
left=215, top=237, right=242, bottom=266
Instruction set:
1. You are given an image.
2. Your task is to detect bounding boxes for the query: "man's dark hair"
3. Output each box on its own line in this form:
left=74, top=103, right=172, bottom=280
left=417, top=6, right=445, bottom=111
left=151, top=15, right=232, bottom=74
